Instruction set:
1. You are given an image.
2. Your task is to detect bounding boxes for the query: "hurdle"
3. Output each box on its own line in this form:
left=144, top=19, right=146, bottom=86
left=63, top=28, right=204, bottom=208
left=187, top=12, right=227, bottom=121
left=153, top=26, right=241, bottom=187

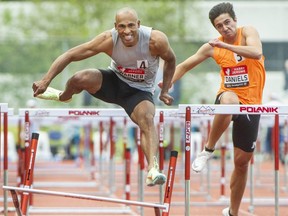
left=18, top=108, right=129, bottom=193
left=3, top=150, right=178, bottom=216
left=184, top=106, right=191, bottom=216
left=178, top=104, right=288, bottom=216
left=15, top=108, right=179, bottom=215
left=4, top=186, right=167, bottom=216
left=158, top=111, right=165, bottom=202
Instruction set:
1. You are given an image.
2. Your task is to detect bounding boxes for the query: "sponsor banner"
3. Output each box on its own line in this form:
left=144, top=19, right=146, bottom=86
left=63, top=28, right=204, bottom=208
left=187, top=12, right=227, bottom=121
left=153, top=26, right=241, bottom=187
left=179, top=104, right=288, bottom=115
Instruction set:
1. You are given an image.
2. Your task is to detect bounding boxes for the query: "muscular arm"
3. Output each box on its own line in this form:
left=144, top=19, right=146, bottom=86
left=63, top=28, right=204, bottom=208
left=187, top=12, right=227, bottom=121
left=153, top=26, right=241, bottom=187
left=33, top=31, right=113, bottom=96
left=209, top=26, right=263, bottom=60
left=150, top=30, right=176, bottom=105
left=171, top=43, right=213, bottom=84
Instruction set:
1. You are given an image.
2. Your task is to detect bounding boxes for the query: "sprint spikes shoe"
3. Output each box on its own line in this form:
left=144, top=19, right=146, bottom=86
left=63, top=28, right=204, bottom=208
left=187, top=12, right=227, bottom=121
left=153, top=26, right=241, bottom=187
left=146, top=156, right=166, bottom=187
left=192, top=149, right=213, bottom=172
left=36, top=87, right=71, bottom=103
left=222, top=207, right=233, bottom=216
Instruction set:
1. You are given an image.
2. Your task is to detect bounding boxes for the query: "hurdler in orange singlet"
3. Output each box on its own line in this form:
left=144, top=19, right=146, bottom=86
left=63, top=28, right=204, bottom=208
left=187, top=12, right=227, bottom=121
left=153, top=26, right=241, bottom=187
left=168, top=3, right=267, bottom=215
left=214, top=27, right=266, bottom=104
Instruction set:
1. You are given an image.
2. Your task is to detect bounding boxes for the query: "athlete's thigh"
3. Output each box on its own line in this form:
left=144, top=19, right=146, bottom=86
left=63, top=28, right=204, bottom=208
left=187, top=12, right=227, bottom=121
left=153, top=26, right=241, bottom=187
left=118, top=87, right=155, bottom=118
left=232, top=114, right=260, bottom=152
left=89, top=69, right=120, bottom=101
left=215, top=91, right=239, bottom=104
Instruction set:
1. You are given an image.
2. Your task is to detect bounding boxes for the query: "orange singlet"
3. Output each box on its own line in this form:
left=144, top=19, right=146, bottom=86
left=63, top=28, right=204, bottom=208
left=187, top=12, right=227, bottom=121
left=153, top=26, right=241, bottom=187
left=213, top=27, right=266, bottom=105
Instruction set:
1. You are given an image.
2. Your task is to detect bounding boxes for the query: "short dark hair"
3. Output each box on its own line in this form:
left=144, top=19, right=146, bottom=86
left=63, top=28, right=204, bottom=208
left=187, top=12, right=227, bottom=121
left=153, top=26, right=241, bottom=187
left=209, top=2, right=236, bottom=26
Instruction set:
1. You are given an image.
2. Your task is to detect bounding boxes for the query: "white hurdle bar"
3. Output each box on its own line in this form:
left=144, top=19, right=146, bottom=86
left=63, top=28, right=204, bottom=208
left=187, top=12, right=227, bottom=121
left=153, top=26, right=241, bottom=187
left=18, top=108, right=179, bottom=118
left=179, top=104, right=287, bottom=216
left=3, top=186, right=168, bottom=211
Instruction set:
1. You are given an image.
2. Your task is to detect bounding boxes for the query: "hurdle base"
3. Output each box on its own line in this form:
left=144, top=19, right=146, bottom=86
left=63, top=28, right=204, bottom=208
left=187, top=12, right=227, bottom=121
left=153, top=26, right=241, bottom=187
left=0, top=207, right=18, bottom=213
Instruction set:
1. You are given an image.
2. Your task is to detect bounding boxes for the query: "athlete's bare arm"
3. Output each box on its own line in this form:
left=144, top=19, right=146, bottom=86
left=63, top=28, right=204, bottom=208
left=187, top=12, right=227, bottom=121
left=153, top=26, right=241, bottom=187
left=209, top=26, right=262, bottom=60
left=171, top=43, right=213, bottom=85
left=33, top=31, right=113, bottom=97
left=150, top=30, right=176, bottom=105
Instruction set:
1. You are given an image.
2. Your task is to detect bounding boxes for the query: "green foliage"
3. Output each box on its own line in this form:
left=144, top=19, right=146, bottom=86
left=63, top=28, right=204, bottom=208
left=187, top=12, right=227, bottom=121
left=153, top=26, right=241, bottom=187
left=0, top=0, right=202, bottom=75
left=0, top=0, right=218, bottom=109
left=0, top=40, right=58, bottom=74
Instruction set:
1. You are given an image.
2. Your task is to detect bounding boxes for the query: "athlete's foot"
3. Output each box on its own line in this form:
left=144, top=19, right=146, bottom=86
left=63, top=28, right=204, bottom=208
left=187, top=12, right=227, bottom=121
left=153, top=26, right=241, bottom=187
left=36, top=87, right=72, bottom=103
left=222, top=207, right=234, bottom=216
left=146, top=156, right=166, bottom=186
left=192, top=149, right=213, bottom=172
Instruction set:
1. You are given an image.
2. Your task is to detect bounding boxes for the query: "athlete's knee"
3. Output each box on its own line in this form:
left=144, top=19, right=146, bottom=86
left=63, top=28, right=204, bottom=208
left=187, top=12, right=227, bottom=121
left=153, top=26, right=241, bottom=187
left=70, top=69, right=99, bottom=88
left=220, top=91, right=239, bottom=104
left=140, top=112, right=154, bottom=126
left=72, top=70, right=91, bottom=82
left=234, top=150, right=252, bottom=171
left=134, top=112, right=155, bottom=133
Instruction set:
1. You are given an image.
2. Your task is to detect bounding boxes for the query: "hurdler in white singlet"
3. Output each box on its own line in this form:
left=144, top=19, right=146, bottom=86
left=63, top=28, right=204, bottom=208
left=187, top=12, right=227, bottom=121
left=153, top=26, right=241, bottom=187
left=109, top=25, right=160, bottom=94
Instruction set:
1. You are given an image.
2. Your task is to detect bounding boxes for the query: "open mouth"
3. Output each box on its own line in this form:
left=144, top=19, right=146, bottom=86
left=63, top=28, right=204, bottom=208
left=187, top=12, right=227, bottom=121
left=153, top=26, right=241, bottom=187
left=125, top=35, right=132, bottom=40
left=124, top=35, right=133, bottom=42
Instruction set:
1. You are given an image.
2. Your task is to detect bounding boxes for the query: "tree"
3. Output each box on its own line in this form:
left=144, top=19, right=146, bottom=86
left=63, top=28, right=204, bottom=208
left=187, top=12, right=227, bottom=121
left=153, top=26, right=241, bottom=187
left=1, top=0, right=214, bottom=108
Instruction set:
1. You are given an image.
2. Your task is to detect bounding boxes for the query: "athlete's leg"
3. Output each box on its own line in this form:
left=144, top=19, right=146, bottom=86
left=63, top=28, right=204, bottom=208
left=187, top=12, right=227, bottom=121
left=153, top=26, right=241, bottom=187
left=129, top=100, right=166, bottom=186
left=192, top=91, right=239, bottom=172
left=206, top=91, right=239, bottom=149
left=229, top=147, right=253, bottom=216
left=227, top=113, right=260, bottom=215
left=130, top=100, right=157, bottom=171
left=59, top=69, right=103, bottom=101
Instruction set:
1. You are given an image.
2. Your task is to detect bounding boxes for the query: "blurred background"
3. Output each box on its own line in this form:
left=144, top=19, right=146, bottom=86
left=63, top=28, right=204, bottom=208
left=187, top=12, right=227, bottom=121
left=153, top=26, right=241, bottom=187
left=0, top=0, right=287, bottom=109
left=1, top=2, right=287, bottom=201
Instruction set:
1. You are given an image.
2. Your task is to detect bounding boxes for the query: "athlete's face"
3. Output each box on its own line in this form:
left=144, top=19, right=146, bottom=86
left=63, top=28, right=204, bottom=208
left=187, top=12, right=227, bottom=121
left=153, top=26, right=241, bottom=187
left=213, top=13, right=237, bottom=41
left=115, top=12, right=140, bottom=47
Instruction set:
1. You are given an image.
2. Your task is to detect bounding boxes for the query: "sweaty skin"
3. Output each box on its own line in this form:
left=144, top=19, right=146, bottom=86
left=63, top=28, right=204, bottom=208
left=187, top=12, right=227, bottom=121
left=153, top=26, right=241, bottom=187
left=32, top=7, right=176, bottom=185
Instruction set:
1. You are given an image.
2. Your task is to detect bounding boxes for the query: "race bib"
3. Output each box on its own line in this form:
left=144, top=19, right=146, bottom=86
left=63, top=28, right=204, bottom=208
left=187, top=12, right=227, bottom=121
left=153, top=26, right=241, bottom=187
left=117, top=66, right=145, bottom=82
left=233, top=53, right=245, bottom=63
left=116, top=60, right=148, bottom=82
left=223, top=65, right=249, bottom=88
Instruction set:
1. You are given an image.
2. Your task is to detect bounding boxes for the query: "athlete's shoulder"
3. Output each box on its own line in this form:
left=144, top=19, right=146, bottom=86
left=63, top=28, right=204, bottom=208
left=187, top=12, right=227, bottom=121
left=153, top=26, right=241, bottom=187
left=241, top=25, right=260, bottom=36
left=150, top=29, right=168, bottom=41
left=94, top=30, right=113, bottom=42
left=88, top=30, right=113, bottom=54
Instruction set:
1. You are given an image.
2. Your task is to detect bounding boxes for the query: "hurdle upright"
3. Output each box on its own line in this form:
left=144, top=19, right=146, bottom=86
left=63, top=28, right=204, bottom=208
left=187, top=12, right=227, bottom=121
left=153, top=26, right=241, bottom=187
left=178, top=104, right=287, bottom=216
left=0, top=103, right=10, bottom=216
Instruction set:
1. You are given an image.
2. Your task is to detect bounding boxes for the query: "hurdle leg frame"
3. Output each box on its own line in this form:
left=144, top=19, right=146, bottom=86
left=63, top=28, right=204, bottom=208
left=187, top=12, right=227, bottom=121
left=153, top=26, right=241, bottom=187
left=178, top=104, right=288, bottom=215
left=10, top=190, right=23, bottom=216
left=3, top=150, right=178, bottom=216
left=1, top=104, right=9, bottom=216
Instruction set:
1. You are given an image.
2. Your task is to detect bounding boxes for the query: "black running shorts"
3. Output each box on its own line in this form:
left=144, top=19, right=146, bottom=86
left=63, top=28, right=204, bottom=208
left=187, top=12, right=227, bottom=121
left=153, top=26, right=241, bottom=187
left=91, top=69, right=154, bottom=117
left=215, top=93, right=260, bottom=152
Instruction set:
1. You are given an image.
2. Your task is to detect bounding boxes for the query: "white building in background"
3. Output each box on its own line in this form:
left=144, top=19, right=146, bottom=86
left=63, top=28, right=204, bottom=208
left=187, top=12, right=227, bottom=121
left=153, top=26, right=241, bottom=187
left=189, top=1, right=288, bottom=42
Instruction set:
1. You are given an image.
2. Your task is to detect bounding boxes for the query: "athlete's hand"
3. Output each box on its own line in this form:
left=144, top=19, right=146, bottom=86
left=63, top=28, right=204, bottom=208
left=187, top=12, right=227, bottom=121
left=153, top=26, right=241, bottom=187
left=159, top=92, right=174, bottom=106
left=209, top=38, right=227, bottom=49
left=32, top=80, right=49, bottom=97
